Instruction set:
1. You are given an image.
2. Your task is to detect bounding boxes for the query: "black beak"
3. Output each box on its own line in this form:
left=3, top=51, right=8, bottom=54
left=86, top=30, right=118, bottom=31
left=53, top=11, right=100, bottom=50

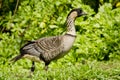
left=81, top=12, right=88, bottom=20
left=81, top=12, right=87, bottom=15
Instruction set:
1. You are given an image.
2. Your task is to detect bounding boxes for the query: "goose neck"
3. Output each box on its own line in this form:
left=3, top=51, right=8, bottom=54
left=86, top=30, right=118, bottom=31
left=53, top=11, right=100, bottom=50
left=66, top=17, right=76, bottom=36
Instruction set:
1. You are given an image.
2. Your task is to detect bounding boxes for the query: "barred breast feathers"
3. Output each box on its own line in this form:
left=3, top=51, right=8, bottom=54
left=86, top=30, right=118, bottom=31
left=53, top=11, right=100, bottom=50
left=32, top=35, right=64, bottom=61
left=34, top=35, right=63, bottom=51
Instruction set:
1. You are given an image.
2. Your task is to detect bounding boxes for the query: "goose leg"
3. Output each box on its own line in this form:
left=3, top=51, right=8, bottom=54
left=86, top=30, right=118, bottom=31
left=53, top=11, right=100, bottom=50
left=29, top=61, right=35, bottom=77
left=45, top=62, right=50, bottom=71
left=31, top=61, right=35, bottom=72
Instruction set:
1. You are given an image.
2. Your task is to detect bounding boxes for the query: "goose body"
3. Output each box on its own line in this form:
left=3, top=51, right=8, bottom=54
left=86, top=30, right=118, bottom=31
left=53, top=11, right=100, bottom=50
left=11, top=8, right=86, bottom=74
left=23, top=34, right=75, bottom=62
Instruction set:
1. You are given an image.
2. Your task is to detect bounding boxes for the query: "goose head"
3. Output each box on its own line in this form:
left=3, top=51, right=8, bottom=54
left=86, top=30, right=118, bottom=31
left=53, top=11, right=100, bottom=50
left=67, top=8, right=87, bottom=19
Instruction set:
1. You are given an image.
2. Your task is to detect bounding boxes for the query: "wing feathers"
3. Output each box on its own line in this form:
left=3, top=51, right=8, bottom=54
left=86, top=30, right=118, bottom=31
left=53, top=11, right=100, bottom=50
left=20, top=36, right=64, bottom=62
left=35, top=36, right=63, bottom=51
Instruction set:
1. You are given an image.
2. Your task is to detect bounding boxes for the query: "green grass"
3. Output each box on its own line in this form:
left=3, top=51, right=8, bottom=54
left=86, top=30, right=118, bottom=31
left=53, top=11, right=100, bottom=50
left=0, top=59, right=120, bottom=80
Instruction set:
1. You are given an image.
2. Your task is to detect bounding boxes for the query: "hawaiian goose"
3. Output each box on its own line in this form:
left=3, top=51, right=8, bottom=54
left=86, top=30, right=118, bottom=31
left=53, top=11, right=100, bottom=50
left=11, top=8, right=86, bottom=73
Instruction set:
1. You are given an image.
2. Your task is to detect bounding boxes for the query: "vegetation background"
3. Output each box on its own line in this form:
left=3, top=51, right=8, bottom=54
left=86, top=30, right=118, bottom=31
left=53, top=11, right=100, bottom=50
left=0, top=0, right=120, bottom=79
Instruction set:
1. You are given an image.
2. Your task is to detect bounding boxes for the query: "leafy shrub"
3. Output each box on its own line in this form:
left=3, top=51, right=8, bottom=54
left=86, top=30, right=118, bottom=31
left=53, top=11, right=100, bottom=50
left=0, top=0, right=120, bottom=65
left=73, top=3, right=120, bottom=61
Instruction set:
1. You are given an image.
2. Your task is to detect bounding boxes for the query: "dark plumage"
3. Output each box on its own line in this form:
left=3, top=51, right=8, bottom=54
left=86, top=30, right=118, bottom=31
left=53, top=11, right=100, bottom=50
left=11, top=8, right=86, bottom=75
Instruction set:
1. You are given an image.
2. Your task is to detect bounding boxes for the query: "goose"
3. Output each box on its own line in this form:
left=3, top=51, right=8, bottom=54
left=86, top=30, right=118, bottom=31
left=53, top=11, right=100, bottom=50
left=11, top=8, right=87, bottom=74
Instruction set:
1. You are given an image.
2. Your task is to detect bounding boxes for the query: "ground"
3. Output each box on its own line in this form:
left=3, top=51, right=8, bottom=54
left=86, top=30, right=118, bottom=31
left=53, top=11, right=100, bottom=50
left=0, top=59, right=120, bottom=80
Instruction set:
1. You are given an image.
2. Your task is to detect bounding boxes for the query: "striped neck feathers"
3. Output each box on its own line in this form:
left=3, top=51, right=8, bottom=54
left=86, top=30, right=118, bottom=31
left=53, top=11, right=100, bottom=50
left=66, top=16, right=76, bottom=36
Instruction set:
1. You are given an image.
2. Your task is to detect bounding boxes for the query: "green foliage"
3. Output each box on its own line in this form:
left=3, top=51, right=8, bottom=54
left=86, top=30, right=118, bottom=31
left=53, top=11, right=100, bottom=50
left=73, top=3, right=120, bottom=61
left=0, top=0, right=120, bottom=63
left=0, top=0, right=120, bottom=79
